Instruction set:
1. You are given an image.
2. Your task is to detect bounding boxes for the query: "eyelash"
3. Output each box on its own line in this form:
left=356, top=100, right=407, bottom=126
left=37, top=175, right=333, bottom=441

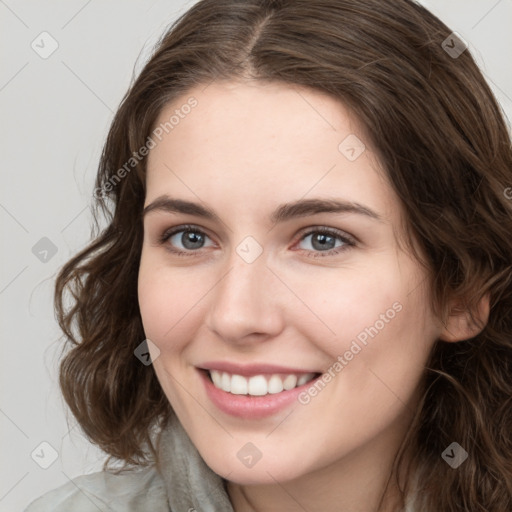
left=157, top=224, right=356, bottom=258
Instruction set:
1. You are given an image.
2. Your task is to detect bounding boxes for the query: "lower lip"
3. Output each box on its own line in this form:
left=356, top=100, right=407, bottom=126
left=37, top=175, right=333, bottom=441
left=198, top=369, right=320, bottom=419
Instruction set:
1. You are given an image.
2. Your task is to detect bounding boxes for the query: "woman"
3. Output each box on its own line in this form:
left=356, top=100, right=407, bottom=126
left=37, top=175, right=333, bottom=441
left=26, top=0, right=512, bottom=510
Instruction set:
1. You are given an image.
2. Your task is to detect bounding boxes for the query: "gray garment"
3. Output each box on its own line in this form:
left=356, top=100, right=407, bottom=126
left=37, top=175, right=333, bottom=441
left=24, top=413, right=234, bottom=512
left=25, top=413, right=418, bottom=511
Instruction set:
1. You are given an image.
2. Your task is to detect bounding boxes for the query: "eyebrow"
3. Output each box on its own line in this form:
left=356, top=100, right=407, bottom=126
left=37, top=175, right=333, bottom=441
left=142, top=195, right=384, bottom=224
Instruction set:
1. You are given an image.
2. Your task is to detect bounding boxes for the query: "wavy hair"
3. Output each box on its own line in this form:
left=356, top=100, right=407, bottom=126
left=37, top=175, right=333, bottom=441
left=54, top=0, right=512, bottom=509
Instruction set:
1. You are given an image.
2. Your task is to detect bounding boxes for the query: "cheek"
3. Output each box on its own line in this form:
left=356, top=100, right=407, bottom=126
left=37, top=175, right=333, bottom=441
left=285, top=262, right=404, bottom=349
left=293, top=257, right=434, bottom=379
left=137, top=258, right=199, bottom=409
left=137, top=255, right=197, bottom=353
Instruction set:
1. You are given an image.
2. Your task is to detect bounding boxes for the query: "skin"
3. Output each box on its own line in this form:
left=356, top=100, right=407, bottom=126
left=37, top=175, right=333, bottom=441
left=138, top=79, right=487, bottom=512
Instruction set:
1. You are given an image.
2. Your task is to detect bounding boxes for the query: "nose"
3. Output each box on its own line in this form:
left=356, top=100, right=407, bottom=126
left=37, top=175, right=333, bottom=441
left=204, top=248, right=285, bottom=346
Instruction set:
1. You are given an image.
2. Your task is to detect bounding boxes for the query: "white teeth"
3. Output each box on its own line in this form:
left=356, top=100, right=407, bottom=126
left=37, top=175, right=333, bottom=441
left=230, top=374, right=248, bottom=395
left=208, top=370, right=317, bottom=396
left=267, top=375, right=284, bottom=394
left=248, top=375, right=267, bottom=396
left=221, top=372, right=231, bottom=392
left=283, top=374, right=297, bottom=390
left=211, top=370, right=222, bottom=388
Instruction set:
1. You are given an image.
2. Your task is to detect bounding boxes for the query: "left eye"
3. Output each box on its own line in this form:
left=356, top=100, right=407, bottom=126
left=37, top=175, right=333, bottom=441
left=296, top=228, right=355, bottom=256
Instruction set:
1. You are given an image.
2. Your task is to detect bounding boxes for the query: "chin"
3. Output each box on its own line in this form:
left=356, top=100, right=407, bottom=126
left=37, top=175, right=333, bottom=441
left=200, top=445, right=310, bottom=485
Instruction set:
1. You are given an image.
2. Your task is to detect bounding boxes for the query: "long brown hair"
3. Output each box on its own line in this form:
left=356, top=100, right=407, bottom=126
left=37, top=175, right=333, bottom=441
left=54, top=0, right=512, bottom=509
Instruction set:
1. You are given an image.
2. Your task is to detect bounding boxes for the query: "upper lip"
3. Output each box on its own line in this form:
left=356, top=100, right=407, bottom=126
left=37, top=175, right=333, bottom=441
left=198, top=361, right=321, bottom=377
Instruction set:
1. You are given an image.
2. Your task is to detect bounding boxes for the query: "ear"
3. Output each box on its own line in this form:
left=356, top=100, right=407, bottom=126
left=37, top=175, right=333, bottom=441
left=438, top=292, right=490, bottom=342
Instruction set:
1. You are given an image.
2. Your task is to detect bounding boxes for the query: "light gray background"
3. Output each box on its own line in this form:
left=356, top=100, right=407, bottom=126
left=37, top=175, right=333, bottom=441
left=1, top=1, right=511, bottom=510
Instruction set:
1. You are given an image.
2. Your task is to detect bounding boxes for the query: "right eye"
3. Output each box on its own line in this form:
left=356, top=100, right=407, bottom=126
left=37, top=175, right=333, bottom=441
left=159, top=224, right=216, bottom=256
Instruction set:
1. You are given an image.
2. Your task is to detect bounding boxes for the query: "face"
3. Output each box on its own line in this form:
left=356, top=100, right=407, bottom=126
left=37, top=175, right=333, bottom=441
left=138, top=79, right=442, bottom=485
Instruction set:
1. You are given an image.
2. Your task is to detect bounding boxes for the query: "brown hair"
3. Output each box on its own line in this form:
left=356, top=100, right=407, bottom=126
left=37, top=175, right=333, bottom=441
left=54, top=0, right=512, bottom=509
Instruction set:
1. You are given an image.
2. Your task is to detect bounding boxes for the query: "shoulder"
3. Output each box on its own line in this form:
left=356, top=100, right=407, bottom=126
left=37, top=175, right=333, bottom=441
left=24, top=464, right=169, bottom=512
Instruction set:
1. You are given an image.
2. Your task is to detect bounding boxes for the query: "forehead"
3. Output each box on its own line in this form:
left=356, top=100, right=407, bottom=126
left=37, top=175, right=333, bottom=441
left=145, top=80, right=396, bottom=224
left=150, top=79, right=360, bottom=162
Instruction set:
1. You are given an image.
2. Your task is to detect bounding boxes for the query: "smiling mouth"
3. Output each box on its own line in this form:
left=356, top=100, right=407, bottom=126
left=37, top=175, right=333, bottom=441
left=205, top=369, right=321, bottom=396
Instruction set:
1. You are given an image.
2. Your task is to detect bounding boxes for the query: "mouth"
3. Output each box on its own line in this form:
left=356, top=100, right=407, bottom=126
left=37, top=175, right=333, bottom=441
left=196, top=362, right=324, bottom=418
left=204, top=369, right=321, bottom=396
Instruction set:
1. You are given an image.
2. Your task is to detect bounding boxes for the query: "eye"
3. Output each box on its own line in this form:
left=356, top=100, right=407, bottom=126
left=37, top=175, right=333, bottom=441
left=295, top=227, right=356, bottom=258
left=158, top=224, right=356, bottom=258
left=159, top=224, right=214, bottom=255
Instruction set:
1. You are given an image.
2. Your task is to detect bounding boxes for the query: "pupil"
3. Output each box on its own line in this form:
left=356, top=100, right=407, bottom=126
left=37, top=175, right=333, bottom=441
left=313, top=233, right=334, bottom=250
left=183, top=231, right=203, bottom=249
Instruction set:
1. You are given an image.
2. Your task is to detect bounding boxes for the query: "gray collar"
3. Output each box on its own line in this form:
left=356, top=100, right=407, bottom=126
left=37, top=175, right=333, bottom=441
left=157, top=413, right=235, bottom=512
